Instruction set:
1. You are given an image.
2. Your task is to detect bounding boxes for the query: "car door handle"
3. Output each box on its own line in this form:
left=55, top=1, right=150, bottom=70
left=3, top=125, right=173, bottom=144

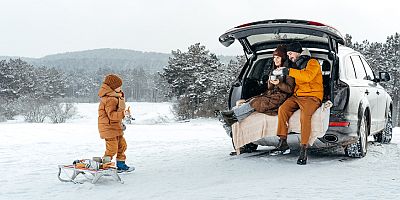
left=376, top=91, right=380, bottom=95
left=365, top=90, right=369, bottom=95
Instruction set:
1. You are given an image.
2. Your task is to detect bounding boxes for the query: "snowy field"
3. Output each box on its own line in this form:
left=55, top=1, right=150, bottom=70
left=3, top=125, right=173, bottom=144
left=1, top=102, right=400, bottom=200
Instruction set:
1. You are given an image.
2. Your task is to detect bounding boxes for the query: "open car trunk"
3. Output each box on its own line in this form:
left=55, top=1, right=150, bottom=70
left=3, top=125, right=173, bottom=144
left=220, top=20, right=347, bottom=149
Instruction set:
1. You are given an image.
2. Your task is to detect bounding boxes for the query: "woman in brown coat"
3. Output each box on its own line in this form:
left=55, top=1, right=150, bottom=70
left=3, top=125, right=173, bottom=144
left=219, top=44, right=295, bottom=125
left=98, top=74, right=134, bottom=172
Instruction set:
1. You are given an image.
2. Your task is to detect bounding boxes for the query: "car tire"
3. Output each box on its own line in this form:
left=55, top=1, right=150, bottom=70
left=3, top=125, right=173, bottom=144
left=345, top=113, right=368, bottom=158
left=374, top=110, right=392, bottom=144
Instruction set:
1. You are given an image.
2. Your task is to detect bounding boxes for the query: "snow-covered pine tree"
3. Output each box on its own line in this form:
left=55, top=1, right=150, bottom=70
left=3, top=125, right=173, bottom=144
left=119, top=68, right=154, bottom=101
left=162, top=49, right=192, bottom=99
left=383, top=33, right=400, bottom=125
left=348, top=33, right=399, bottom=125
left=64, top=68, right=101, bottom=102
left=161, top=43, right=245, bottom=119
left=161, top=43, right=224, bottom=119
left=32, top=66, right=67, bottom=100
left=209, top=55, right=245, bottom=109
left=0, top=59, right=36, bottom=99
left=17, top=65, right=69, bottom=122
left=344, top=34, right=353, bottom=47
left=0, top=59, right=36, bottom=119
left=0, top=59, right=73, bottom=121
left=153, top=71, right=169, bottom=102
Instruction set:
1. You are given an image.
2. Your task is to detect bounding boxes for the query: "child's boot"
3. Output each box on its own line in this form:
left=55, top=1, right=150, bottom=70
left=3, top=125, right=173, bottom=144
left=117, top=160, right=135, bottom=172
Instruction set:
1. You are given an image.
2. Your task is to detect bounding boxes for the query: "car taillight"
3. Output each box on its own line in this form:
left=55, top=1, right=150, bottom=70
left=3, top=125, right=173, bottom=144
left=307, top=21, right=340, bottom=33
left=235, top=23, right=253, bottom=28
left=307, top=21, right=326, bottom=26
left=329, top=122, right=350, bottom=127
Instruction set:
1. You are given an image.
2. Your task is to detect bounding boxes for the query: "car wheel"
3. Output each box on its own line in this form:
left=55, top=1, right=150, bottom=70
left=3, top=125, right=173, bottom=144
left=373, top=110, right=392, bottom=144
left=345, top=113, right=368, bottom=158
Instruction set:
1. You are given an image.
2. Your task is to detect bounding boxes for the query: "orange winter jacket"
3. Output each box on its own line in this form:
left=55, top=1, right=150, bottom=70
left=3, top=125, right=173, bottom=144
left=98, top=84, right=126, bottom=139
left=288, top=50, right=324, bottom=101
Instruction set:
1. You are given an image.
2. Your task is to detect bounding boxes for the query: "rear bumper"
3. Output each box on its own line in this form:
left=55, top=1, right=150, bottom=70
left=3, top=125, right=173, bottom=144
left=324, top=118, right=359, bottom=142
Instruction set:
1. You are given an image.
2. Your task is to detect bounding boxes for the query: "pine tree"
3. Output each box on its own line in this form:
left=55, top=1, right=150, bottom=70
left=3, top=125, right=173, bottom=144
left=383, top=33, right=400, bottom=124
left=0, top=59, right=36, bottom=119
left=344, top=34, right=353, bottom=47
left=0, top=59, right=70, bottom=120
left=0, top=59, right=36, bottom=99
left=160, top=43, right=244, bottom=119
left=161, top=43, right=225, bottom=119
left=32, top=66, right=67, bottom=100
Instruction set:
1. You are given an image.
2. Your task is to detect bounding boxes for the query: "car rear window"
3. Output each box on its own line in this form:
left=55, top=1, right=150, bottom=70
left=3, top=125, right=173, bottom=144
left=247, top=33, right=329, bottom=47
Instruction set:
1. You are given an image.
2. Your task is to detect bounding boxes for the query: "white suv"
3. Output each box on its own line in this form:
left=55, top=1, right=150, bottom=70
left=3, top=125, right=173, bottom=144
left=219, top=19, right=392, bottom=157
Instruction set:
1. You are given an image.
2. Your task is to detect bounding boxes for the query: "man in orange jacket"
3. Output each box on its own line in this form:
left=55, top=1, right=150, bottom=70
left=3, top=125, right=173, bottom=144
left=272, top=42, right=323, bottom=165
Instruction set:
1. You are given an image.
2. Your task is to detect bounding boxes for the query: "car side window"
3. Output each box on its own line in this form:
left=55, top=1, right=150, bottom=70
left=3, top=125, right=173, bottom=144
left=344, top=56, right=356, bottom=79
left=350, top=55, right=367, bottom=80
left=360, top=57, right=375, bottom=81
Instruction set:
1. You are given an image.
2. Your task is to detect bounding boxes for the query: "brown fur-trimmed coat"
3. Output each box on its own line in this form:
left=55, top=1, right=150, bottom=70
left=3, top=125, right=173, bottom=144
left=250, top=75, right=295, bottom=116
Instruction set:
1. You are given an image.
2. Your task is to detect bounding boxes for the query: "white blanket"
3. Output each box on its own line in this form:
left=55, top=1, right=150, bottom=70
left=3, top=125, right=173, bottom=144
left=232, top=102, right=331, bottom=154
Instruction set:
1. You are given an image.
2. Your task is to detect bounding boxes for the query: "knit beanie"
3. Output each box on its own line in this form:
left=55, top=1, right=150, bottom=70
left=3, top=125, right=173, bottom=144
left=103, top=74, right=122, bottom=90
left=287, top=42, right=303, bottom=53
left=273, top=44, right=288, bottom=60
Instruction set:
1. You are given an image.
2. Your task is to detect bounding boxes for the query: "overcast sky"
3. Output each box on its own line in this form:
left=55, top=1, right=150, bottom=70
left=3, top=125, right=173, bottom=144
left=0, top=0, right=399, bottom=58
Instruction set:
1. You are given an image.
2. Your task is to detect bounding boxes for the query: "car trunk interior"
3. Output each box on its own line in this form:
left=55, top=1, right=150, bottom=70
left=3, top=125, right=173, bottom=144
left=240, top=50, right=334, bottom=103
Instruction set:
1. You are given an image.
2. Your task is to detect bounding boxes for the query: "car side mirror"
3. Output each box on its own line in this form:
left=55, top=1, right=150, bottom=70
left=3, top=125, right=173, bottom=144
left=379, top=72, right=390, bottom=82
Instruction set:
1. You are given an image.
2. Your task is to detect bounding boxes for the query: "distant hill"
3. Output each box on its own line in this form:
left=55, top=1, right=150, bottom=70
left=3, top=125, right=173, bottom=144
left=1, top=48, right=237, bottom=73
left=39, top=48, right=171, bottom=73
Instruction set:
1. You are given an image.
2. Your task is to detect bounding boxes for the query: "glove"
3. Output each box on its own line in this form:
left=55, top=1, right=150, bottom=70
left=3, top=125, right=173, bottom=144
left=272, top=67, right=289, bottom=76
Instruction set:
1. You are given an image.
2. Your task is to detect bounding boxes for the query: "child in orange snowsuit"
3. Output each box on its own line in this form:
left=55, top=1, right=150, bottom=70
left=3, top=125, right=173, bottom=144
left=98, top=74, right=134, bottom=172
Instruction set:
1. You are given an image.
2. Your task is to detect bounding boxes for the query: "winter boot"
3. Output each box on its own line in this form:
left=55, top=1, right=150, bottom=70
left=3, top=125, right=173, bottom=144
left=220, top=110, right=235, bottom=119
left=270, top=137, right=290, bottom=155
left=219, top=110, right=238, bottom=126
left=229, top=146, right=248, bottom=156
left=117, top=161, right=135, bottom=173
left=297, top=144, right=308, bottom=165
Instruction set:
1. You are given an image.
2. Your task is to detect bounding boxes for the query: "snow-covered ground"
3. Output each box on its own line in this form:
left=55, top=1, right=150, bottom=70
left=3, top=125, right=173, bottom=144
left=1, top=102, right=400, bottom=200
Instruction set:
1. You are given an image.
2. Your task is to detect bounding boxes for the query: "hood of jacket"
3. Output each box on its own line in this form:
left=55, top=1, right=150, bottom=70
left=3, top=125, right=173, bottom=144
left=295, top=49, right=311, bottom=70
left=98, top=83, right=118, bottom=98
